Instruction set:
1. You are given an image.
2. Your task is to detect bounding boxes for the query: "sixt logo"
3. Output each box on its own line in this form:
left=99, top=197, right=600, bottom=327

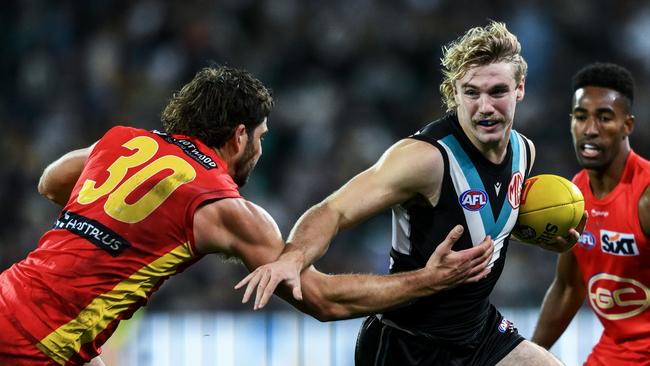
left=601, top=230, right=639, bottom=256
left=578, top=230, right=596, bottom=250
left=588, top=273, right=650, bottom=320
left=459, top=189, right=488, bottom=211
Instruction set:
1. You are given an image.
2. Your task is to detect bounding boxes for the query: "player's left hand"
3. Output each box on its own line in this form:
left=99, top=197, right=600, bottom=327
left=235, top=250, right=304, bottom=310
left=540, top=210, right=588, bottom=253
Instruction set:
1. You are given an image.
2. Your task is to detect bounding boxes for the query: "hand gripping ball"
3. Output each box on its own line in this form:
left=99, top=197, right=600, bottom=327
left=512, top=174, right=584, bottom=251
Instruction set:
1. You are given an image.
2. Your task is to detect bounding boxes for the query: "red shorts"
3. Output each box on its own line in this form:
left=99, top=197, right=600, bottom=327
left=585, top=332, right=650, bottom=366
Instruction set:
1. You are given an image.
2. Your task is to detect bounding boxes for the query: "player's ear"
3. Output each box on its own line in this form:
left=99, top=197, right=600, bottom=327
left=515, top=77, right=525, bottom=102
left=623, top=114, right=635, bottom=138
left=230, top=124, right=248, bottom=155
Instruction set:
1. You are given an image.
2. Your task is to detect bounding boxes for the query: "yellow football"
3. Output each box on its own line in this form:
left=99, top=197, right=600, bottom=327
left=511, top=174, right=584, bottom=251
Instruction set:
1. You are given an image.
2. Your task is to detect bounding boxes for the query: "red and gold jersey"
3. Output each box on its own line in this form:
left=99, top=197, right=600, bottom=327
left=573, top=150, right=650, bottom=364
left=0, top=126, right=240, bottom=365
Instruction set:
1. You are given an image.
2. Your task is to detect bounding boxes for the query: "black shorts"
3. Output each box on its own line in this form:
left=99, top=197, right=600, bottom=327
left=355, top=305, right=524, bottom=366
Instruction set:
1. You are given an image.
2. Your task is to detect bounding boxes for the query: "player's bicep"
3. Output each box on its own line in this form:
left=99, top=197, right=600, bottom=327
left=194, top=198, right=285, bottom=270
left=327, top=139, right=442, bottom=228
left=325, top=168, right=405, bottom=228
left=234, top=209, right=286, bottom=271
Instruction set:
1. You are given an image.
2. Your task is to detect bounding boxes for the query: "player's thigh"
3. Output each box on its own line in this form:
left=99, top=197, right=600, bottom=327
left=497, top=340, right=563, bottom=366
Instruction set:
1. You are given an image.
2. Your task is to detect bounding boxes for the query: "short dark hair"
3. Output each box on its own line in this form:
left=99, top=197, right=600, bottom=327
left=162, top=66, right=274, bottom=148
left=571, top=63, right=634, bottom=105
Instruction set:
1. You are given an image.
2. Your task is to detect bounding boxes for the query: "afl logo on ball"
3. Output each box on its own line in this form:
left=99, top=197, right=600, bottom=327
left=507, top=171, right=524, bottom=209
left=459, top=189, right=488, bottom=211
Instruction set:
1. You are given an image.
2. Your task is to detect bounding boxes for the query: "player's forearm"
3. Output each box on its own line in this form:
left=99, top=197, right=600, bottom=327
left=531, top=281, right=585, bottom=349
left=285, top=202, right=342, bottom=270
left=297, top=267, right=441, bottom=321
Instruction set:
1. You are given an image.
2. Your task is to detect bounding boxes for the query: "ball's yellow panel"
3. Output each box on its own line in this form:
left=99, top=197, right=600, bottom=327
left=512, top=174, right=584, bottom=249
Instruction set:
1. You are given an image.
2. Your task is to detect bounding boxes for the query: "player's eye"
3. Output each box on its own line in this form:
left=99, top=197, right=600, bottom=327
left=464, top=89, right=479, bottom=98
left=490, top=88, right=509, bottom=98
left=572, top=114, right=587, bottom=121
left=598, top=114, right=613, bottom=122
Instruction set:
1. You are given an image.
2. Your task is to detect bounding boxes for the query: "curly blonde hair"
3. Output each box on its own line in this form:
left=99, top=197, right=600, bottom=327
left=440, top=21, right=527, bottom=112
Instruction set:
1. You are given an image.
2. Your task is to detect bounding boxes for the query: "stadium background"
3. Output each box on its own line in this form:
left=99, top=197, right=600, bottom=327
left=1, top=1, right=649, bottom=365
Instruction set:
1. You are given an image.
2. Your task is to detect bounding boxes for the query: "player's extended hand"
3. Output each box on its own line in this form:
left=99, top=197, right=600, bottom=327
left=540, top=210, right=588, bottom=253
left=235, top=250, right=304, bottom=310
left=423, top=225, right=494, bottom=292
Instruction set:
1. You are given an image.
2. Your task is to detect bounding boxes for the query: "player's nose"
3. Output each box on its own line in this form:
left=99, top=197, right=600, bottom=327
left=477, top=95, right=495, bottom=114
left=583, top=115, right=600, bottom=136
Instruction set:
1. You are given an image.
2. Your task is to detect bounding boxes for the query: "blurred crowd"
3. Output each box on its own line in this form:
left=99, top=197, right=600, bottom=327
left=2, top=0, right=650, bottom=312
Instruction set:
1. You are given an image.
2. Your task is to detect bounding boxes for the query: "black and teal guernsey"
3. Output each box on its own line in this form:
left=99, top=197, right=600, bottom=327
left=382, top=113, right=531, bottom=344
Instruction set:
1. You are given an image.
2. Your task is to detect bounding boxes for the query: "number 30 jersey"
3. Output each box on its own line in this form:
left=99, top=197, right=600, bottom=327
left=0, top=126, right=241, bottom=364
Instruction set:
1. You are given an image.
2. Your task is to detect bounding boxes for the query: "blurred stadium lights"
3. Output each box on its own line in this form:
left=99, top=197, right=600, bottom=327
left=102, top=308, right=601, bottom=366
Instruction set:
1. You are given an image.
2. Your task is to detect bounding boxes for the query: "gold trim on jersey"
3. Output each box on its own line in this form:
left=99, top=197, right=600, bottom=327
left=36, top=241, right=194, bottom=365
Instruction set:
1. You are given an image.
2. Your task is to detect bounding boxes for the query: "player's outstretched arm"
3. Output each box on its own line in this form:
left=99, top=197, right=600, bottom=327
left=237, top=225, right=495, bottom=313
left=531, top=250, right=586, bottom=349
left=196, top=198, right=493, bottom=319
left=235, top=139, right=445, bottom=307
left=294, top=225, right=494, bottom=320
left=235, top=139, right=465, bottom=310
left=38, top=145, right=94, bottom=206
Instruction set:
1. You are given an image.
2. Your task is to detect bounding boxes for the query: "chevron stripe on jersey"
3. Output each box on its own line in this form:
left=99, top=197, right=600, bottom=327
left=437, top=130, right=527, bottom=266
left=383, top=114, right=531, bottom=342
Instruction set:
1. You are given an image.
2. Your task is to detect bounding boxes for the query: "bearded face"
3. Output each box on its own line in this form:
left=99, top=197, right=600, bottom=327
left=232, top=120, right=267, bottom=187
left=233, top=138, right=258, bottom=187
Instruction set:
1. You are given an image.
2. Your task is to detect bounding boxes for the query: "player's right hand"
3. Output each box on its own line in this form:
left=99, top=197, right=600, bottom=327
left=424, top=225, right=494, bottom=292
left=235, top=250, right=304, bottom=310
left=541, top=210, right=588, bottom=253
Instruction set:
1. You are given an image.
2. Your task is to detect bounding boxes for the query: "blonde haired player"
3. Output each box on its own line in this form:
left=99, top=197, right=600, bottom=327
left=239, top=21, right=576, bottom=365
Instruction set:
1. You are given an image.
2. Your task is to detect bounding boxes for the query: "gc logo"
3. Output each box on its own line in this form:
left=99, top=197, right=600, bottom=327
left=588, top=273, right=650, bottom=320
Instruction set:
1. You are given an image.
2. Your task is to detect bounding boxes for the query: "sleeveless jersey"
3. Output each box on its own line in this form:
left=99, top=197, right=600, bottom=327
left=573, top=150, right=650, bottom=364
left=382, top=113, right=531, bottom=343
left=0, top=126, right=241, bottom=365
